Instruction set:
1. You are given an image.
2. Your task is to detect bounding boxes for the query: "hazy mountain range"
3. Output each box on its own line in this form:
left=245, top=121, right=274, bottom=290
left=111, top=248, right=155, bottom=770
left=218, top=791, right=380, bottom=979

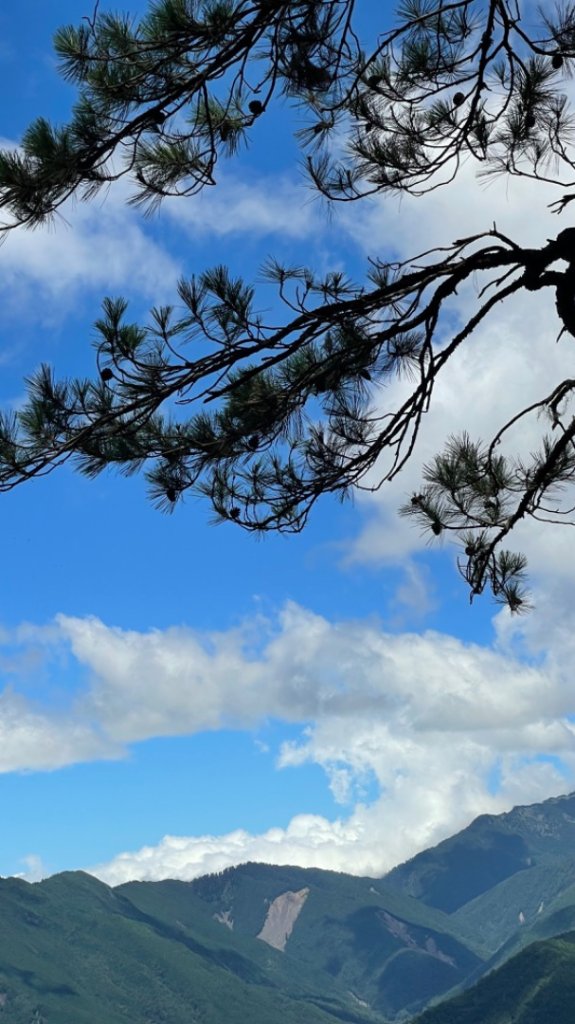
left=4, top=792, right=575, bottom=1022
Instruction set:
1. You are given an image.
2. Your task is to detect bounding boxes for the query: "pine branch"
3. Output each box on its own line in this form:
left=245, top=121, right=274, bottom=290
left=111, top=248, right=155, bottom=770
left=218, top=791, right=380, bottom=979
left=4, top=2, right=575, bottom=610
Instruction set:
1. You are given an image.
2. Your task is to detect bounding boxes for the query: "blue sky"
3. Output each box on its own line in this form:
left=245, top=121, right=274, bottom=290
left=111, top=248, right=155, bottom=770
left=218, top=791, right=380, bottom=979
left=0, top=1, right=574, bottom=885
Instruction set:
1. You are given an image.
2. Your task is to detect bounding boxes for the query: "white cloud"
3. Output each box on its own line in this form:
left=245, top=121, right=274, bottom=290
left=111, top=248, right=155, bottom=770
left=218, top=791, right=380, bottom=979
left=0, top=602, right=567, bottom=881
left=55, top=614, right=270, bottom=742
left=163, top=172, right=318, bottom=240
left=90, top=814, right=373, bottom=886
left=345, top=158, right=562, bottom=257
left=391, top=561, right=436, bottom=621
left=0, top=203, right=179, bottom=315
left=0, top=160, right=327, bottom=422
left=90, top=750, right=569, bottom=886
left=0, top=686, right=119, bottom=772
left=0, top=136, right=318, bottom=328
left=16, top=854, right=49, bottom=883
left=14, top=603, right=575, bottom=769
left=0, top=142, right=180, bottom=316
left=0, top=164, right=314, bottom=346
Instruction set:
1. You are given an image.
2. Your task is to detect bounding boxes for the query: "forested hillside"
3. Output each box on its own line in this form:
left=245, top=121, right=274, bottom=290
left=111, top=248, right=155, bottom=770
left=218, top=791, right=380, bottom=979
left=2, top=794, right=575, bottom=1020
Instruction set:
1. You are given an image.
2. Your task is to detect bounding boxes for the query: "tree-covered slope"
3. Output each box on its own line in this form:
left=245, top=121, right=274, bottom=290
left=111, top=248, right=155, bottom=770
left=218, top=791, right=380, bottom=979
left=0, top=870, right=379, bottom=1024
left=0, top=863, right=484, bottom=1023
left=184, top=862, right=484, bottom=1018
left=4, top=794, right=575, bottom=1021
left=414, top=932, right=575, bottom=1024
left=384, top=792, right=575, bottom=954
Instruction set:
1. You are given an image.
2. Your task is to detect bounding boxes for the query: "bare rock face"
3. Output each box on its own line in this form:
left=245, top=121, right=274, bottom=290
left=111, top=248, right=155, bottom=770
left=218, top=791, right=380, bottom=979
left=257, top=888, right=309, bottom=951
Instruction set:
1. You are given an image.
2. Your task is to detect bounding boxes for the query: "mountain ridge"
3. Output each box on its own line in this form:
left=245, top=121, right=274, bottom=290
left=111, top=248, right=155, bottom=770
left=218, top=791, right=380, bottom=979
left=2, top=791, right=575, bottom=1020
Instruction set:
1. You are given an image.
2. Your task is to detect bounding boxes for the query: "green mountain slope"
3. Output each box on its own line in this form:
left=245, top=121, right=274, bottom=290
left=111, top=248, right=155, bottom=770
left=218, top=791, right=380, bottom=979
left=4, top=793, right=575, bottom=1021
left=0, top=871, right=379, bottom=1024
left=464, top=865, right=575, bottom=985
left=185, top=862, right=484, bottom=1018
left=384, top=792, right=575, bottom=955
left=414, top=932, right=575, bottom=1024
left=0, top=863, right=484, bottom=1022
left=445, top=855, right=575, bottom=968
left=118, top=874, right=382, bottom=1023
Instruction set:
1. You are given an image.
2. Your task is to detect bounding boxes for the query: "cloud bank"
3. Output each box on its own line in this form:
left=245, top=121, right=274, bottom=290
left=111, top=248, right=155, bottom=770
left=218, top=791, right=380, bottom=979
left=0, top=599, right=573, bottom=882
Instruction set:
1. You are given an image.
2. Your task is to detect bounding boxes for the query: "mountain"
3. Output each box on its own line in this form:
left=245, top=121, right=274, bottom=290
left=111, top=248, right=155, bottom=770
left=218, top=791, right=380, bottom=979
left=384, top=791, right=575, bottom=956
left=0, top=870, right=379, bottom=1024
left=0, top=862, right=482, bottom=1022
left=183, top=862, right=483, bottom=1018
left=3, top=792, right=575, bottom=1020
left=413, top=931, right=575, bottom=1024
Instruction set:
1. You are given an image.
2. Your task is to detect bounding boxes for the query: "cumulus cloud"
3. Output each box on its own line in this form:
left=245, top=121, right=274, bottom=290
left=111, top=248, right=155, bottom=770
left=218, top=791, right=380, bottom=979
left=1, top=601, right=570, bottom=881
left=345, top=284, right=567, bottom=566
left=91, top=815, right=368, bottom=886
left=0, top=136, right=318, bottom=326
left=90, top=747, right=571, bottom=886
left=0, top=145, right=179, bottom=315
left=0, top=686, right=119, bottom=772
left=163, top=172, right=319, bottom=240
left=345, top=157, right=561, bottom=258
